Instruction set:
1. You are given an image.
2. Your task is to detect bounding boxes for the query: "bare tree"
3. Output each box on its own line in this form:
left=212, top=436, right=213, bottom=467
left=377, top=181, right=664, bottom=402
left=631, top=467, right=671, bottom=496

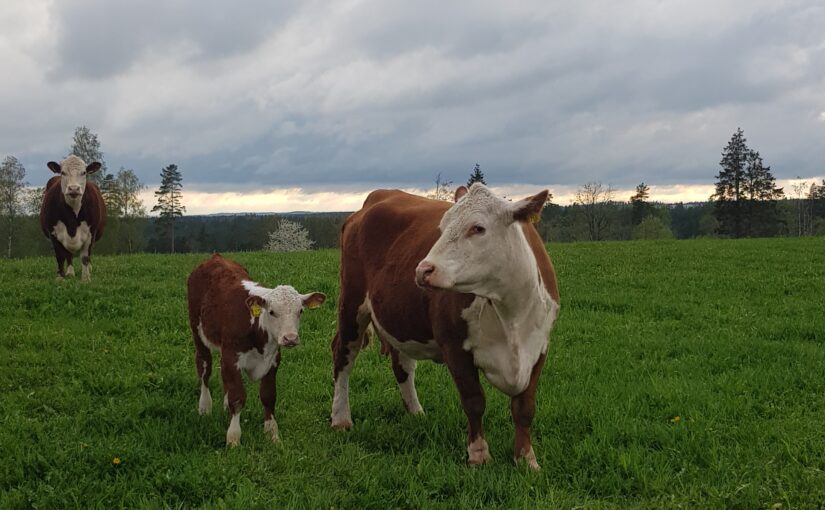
left=427, top=172, right=454, bottom=201
left=575, top=181, right=615, bottom=241
left=791, top=177, right=811, bottom=237
left=0, top=156, right=27, bottom=258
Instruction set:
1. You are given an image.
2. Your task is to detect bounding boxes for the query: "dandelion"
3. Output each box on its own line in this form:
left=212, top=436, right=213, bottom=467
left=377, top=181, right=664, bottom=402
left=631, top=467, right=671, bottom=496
left=670, top=416, right=681, bottom=424
left=112, top=457, right=122, bottom=466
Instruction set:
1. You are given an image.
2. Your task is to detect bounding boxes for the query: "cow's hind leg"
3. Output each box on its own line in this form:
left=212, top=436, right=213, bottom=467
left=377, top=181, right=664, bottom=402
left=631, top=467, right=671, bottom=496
left=510, top=353, right=546, bottom=471
left=330, top=293, right=371, bottom=430
left=388, top=346, right=423, bottom=415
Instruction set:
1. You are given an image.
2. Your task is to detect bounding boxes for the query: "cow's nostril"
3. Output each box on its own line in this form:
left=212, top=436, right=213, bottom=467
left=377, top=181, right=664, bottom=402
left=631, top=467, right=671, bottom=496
left=415, top=262, right=436, bottom=286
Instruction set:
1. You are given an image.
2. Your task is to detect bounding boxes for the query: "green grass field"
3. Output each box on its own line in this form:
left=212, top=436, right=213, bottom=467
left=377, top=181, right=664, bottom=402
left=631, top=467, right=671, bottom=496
left=1, top=238, right=824, bottom=509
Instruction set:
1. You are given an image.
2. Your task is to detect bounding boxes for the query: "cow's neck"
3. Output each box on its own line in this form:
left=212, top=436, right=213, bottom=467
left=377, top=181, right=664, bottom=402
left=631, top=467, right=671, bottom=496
left=64, top=197, right=82, bottom=216
left=482, top=224, right=548, bottom=323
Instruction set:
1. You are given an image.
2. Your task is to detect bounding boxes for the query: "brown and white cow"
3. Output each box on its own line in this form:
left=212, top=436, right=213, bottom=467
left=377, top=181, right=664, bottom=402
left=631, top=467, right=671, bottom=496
left=330, top=183, right=559, bottom=469
left=187, top=253, right=326, bottom=446
left=39, top=155, right=106, bottom=282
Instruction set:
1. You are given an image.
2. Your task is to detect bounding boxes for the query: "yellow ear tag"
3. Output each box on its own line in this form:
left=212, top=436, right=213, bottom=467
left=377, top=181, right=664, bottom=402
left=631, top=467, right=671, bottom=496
left=528, top=212, right=541, bottom=224
left=250, top=304, right=262, bottom=318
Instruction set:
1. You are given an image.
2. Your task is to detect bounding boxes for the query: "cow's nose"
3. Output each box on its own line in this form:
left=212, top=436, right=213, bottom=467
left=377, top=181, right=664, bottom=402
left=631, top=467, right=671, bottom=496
left=67, top=185, right=81, bottom=193
left=415, top=261, right=435, bottom=287
left=282, top=333, right=299, bottom=348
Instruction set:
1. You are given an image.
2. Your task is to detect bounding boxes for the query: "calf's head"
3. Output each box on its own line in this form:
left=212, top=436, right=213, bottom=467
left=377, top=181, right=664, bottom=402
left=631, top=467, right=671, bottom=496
left=245, top=285, right=326, bottom=348
left=415, top=183, right=548, bottom=296
left=47, top=155, right=101, bottom=208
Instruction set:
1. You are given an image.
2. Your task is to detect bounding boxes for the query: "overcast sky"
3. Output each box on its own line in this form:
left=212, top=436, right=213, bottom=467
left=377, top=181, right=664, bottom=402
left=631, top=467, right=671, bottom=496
left=2, top=0, right=824, bottom=212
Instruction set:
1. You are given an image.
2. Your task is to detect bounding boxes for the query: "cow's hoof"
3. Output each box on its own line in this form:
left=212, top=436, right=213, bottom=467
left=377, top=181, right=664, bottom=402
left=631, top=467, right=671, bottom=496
left=80, top=276, right=91, bottom=284
left=226, top=431, right=241, bottom=447
left=65, top=266, right=75, bottom=277
left=331, top=419, right=353, bottom=430
left=198, top=400, right=212, bottom=416
left=515, top=447, right=541, bottom=471
left=264, top=419, right=280, bottom=442
left=55, top=275, right=64, bottom=282
left=467, top=438, right=491, bottom=465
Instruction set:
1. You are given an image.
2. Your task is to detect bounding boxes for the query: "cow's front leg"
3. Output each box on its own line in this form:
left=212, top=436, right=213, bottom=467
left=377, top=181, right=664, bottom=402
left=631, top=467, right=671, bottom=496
left=220, top=352, right=246, bottom=446
left=259, top=363, right=280, bottom=442
left=444, top=346, right=489, bottom=465
left=80, top=242, right=93, bottom=283
left=510, top=353, right=546, bottom=471
left=65, top=254, right=75, bottom=277
left=51, top=238, right=67, bottom=281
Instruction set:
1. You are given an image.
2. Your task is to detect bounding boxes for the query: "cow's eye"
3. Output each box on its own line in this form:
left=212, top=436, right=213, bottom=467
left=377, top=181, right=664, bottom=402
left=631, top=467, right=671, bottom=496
left=269, top=310, right=276, bottom=317
left=468, top=225, right=486, bottom=236
left=81, top=172, right=86, bottom=176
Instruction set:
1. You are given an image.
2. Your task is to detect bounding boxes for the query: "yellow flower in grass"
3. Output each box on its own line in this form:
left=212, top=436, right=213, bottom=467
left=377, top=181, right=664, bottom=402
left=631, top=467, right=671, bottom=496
left=670, top=416, right=681, bottom=424
left=112, top=457, right=122, bottom=466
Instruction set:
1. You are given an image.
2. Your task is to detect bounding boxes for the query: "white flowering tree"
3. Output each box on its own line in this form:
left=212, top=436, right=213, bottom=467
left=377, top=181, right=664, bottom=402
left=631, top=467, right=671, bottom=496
left=265, top=219, right=315, bottom=252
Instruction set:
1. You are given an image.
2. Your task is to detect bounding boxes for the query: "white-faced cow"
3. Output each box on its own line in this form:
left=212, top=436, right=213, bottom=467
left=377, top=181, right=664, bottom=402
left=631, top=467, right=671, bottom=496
left=187, top=253, right=326, bottom=446
left=331, top=183, right=559, bottom=469
left=39, top=155, right=106, bottom=282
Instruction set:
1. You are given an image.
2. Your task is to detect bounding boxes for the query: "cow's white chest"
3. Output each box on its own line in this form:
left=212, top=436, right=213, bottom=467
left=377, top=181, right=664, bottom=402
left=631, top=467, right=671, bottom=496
left=236, top=342, right=279, bottom=381
left=461, top=294, right=559, bottom=396
left=52, top=220, right=91, bottom=253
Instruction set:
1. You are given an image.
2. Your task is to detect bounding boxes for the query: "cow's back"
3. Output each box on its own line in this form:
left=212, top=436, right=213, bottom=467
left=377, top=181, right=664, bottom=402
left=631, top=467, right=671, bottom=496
left=341, top=190, right=458, bottom=342
left=187, top=254, right=251, bottom=331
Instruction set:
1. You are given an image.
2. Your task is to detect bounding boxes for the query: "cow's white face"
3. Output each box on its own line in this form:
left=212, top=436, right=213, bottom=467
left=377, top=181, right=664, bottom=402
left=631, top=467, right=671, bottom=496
left=48, top=155, right=101, bottom=209
left=415, top=184, right=547, bottom=297
left=244, top=283, right=326, bottom=348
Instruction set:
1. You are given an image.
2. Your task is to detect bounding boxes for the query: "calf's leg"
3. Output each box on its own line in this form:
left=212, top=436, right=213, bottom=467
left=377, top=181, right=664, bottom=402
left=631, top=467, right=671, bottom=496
left=220, top=351, right=246, bottom=446
left=510, top=353, right=546, bottom=471
left=260, top=362, right=280, bottom=442
left=191, top=323, right=213, bottom=415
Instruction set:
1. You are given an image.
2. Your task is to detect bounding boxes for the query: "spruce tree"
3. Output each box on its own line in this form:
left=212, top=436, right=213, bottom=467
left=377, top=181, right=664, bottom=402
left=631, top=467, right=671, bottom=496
left=630, top=182, right=652, bottom=225
left=467, top=164, right=486, bottom=187
left=152, top=164, right=185, bottom=253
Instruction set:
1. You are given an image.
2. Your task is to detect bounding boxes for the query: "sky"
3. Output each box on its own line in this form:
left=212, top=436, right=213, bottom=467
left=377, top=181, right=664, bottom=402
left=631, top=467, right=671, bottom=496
left=2, top=0, right=824, bottom=213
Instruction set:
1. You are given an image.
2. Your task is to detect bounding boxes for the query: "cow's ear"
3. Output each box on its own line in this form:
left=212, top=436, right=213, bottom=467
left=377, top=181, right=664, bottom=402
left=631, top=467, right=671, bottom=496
left=86, top=162, right=102, bottom=174
left=245, top=295, right=265, bottom=317
left=301, top=292, right=326, bottom=310
left=454, top=186, right=468, bottom=202
left=510, top=190, right=549, bottom=224
left=48, top=162, right=61, bottom=174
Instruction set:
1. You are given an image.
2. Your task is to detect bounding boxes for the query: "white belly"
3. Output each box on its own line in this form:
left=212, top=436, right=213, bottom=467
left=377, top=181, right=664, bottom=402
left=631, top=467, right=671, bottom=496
left=52, top=220, right=91, bottom=253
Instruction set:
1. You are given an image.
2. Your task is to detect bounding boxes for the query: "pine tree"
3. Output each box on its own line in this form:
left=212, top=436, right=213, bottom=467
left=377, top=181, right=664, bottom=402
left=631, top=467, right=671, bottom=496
left=467, top=164, right=486, bottom=187
left=69, top=126, right=106, bottom=184
left=712, top=128, right=783, bottom=237
left=152, top=164, right=185, bottom=253
left=630, top=182, right=652, bottom=225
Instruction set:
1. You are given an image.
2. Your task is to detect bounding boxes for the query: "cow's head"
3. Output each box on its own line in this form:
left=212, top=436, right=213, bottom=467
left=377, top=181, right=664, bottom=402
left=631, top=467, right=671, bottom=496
left=47, top=155, right=101, bottom=208
left=415, top=183, right=547, bottom=297
left=245, top=285, right=326, bottom=348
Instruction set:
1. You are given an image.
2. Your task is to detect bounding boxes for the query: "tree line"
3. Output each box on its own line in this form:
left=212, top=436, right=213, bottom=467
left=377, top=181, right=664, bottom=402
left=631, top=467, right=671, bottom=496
left=1, top=128, right=824, bottom=258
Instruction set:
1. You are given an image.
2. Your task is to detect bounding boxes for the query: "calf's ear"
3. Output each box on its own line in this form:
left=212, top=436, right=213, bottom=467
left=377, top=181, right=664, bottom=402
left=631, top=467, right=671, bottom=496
left=47, top=162, right=61, bottom=174
left=301, top=292, right=326, bottom=310
left=510, top=190, right=549, bottom=224
left=454, top=186, right=468, bottom=202
left=86, top=162, right=102, bottom=174
left=245, top=296, right=265, bottom=317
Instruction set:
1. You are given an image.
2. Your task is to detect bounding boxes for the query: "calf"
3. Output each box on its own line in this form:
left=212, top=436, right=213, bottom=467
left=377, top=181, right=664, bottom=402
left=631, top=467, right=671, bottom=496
left=331, top=184, right=559, bottom=469
left=187, top=253, right=326, bottom=446
left=39, top=155, right=106, bottom=282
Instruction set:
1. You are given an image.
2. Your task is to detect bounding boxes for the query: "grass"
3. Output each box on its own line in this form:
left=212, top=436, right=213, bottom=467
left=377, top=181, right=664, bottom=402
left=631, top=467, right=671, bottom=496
left=1, top=237, right=824, bottom=509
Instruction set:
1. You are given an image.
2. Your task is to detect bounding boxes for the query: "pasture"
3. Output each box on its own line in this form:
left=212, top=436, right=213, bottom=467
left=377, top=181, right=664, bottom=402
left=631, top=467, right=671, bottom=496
left=1, top=237, right=824, bottom=509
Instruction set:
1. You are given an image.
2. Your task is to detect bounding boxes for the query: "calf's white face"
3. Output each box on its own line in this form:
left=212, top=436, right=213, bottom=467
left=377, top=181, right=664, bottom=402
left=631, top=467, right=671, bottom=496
left=243, top=282, right=326, bottom=347
left=47, top=155, right=101, bottom=209
left=415, top=184, right=547, bottom=296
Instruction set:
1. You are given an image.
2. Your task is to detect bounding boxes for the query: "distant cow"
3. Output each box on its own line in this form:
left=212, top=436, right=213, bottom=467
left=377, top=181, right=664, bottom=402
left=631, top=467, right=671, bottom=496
left=40, top=155, right=106, bottom=282
left=187, top=253, right=326, bottom=446
left=331, top=184, right=559, bottom=469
